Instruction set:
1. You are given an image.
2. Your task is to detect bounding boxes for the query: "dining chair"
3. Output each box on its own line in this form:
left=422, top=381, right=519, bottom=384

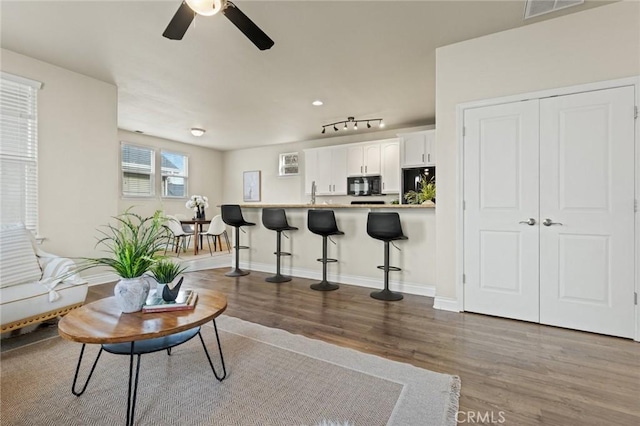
left=173, top=213, right=194, bottom=234
left=164, top=215, right=192, bottom=257
left=203, top=215, right=231, bottom=255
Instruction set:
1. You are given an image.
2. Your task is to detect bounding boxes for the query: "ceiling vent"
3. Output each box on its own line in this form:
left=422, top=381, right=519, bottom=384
left=524, top=0, right=584, bottom=19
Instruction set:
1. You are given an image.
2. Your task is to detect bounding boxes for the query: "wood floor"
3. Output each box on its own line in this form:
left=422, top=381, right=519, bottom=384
left=87, top=268, right=640, bottom=426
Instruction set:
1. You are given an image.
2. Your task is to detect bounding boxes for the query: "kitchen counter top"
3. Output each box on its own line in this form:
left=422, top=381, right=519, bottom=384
left=237, top=203, right=435, bottom=209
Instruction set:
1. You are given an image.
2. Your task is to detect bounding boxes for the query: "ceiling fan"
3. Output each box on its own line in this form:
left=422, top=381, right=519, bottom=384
left=163, top=0, right=274, bottom=50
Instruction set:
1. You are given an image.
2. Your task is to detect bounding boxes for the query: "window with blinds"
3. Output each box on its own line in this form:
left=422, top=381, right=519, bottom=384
left=121, top=143, right=155, bottom=197
left=161, top=150, right=188, bottom=197
left=0, top=72, right=42, bottom=233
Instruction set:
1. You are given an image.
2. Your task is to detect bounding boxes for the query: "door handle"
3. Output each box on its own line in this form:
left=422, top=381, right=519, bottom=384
left=422, top=154, right=425, bottom=163
left=365, top=165, right=367, bottom=173
left=519, top=218, right=536, bottom=226
left=360, top=166, right=363, bottom=173
left=543, top=218, right=563, bottom=226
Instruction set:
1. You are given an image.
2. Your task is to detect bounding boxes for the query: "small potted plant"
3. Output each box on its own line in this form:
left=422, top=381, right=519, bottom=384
left=150, top=259, right=188, bottom=296
left=73, top=209, right=171, bottom=313
left=403, top=176, right=436, bottom=205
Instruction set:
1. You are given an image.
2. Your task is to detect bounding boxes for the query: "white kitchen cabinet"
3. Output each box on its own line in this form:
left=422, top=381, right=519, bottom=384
left=347, top=143, right=381, bottom=176
left=304, top=146, right=347, bottom=196
left=380, top=140, right=400, bottom=193
left=400, top=130, right=436, bottom=167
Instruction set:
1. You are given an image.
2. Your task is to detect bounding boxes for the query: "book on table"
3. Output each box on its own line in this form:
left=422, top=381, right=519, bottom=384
left=142, top=289, right=198, bottom=313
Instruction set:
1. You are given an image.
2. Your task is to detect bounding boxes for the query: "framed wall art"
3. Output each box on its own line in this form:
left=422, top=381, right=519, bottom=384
left=243, top=170, right=261, bottom=202
left=278, top=152, right=299, bottom=176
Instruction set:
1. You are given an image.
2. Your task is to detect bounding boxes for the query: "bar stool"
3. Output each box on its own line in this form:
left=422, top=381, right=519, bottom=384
left=221, top=204, right=255, bottom=277
left=307, top=209, right=344, bottom=291
left=367, top=212, right=408, bottom=301
left=262, top=208, right=298, bottom=283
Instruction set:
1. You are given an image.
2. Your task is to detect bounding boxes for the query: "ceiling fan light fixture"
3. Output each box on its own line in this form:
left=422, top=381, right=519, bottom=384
left=190, top=127, right=206, bottom=137
left=185, top=0, right=225, bottom=16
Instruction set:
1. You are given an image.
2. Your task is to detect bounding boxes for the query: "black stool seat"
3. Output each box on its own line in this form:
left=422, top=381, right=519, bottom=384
left=262, top=208, right=298, bottom=283
left=221, top=204, right=255, bottom=277
left=308, top=210, right=344, bottom=291
left=367, top=212, right=407, bottom=301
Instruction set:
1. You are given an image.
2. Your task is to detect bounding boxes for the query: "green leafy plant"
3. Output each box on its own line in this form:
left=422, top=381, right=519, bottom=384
left=74, top=209, right=171, bottom=279
left=404, top=176, right=436, bottom=205
left=150, top=259, right=187, bottom=284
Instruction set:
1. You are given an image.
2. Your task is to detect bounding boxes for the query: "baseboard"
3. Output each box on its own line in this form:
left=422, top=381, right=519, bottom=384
left=240, top=261, right=436, bottom=297
left=433, top=296, right=460, bottom=312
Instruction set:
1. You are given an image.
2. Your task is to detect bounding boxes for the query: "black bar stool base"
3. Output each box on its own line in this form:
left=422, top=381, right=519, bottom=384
left=266, top=274, right=291, bottom=283
left=311, top=281, right=339, bottom=291
left=225, top=268, right=249, bottom=277
left=370, top=289, right=403, bottom=301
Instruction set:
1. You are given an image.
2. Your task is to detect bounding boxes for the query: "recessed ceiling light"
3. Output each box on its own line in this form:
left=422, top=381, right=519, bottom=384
left=190, top=128, right=206, bottom=137
left=312, top=100, right=323, bottom=106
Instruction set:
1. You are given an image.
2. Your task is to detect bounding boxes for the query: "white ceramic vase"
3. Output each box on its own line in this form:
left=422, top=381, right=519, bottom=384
left=114, top=277, right=151, bottom=313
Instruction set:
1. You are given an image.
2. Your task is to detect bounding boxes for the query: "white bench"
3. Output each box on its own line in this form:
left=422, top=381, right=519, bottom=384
left=1, top=223, right=88, bottom=333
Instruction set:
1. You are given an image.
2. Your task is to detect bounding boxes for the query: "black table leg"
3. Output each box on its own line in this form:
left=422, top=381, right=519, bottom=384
left=198, top=318, right=227, bottom=381
left=72, top=344, right=103, bottom=396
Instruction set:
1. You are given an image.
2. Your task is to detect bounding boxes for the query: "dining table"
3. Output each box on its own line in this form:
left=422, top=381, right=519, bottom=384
left=179, top=218, right=211, bottom=255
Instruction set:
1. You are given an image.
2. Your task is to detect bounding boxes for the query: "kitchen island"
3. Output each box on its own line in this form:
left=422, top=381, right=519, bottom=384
left=233, top=203, right=435, bottom=297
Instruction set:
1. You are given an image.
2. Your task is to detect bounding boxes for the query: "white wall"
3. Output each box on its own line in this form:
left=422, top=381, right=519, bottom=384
left=117, top=130, right=224, bottom=220
left=0, top=49, right=225, bottom=263
left=435, top=2, right=640, bottom=300
left=1, top=48, right=119, bottom=258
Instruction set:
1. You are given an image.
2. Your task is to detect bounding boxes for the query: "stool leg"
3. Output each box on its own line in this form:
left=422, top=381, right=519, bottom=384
left=370, top=241, right=403, bottom=301
left=266, top=230, right=291, bottom=283
left=311, top=236, right=339, bottom=291
left=225, top=226, right=249, bottom=277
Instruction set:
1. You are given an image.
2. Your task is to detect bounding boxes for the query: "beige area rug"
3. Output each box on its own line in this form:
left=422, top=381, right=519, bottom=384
left=1, top=315, right=460, bottom=426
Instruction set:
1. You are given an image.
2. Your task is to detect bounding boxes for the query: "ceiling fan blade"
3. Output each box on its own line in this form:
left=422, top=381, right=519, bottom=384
left=223, top=2, right=274, bottom=51
left=163, top=2, right=195, bottom=40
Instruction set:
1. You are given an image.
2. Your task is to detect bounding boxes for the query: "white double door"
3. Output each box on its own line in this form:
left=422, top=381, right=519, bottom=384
left=463, top=86, right=635, bottom=338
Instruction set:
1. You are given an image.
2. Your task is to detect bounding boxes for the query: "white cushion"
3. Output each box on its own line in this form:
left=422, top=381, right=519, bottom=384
left=0, top=281, right=88, bottom=326
left=0, top=224, right=42, bottom=288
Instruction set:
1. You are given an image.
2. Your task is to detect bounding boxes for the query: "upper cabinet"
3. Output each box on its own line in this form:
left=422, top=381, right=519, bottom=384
left=380, top=140, right=400, bottom=193
left=347, top=143, right=381, bottom=176
left=304, top=146, right=347, bottom=196
left=400, top=130, right=436, bottom=167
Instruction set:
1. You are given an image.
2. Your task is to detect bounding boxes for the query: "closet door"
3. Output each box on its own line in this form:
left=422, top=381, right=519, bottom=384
left=463, top=100, right=540, bottom=321
left=539, top=86, right=635, bottom=338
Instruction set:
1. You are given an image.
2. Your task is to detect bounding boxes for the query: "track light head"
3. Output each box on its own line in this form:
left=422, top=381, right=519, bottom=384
left=321, top=127, right=326, bottom=134
left=367, top=121, right=371, bottom=128
left=333, top=125, right=338, bottom=132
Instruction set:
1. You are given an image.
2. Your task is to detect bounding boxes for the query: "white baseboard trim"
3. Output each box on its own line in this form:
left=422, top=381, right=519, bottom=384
left=240, top=261, right=436, bottom=297
left=433, top=296, right=460, bottom=312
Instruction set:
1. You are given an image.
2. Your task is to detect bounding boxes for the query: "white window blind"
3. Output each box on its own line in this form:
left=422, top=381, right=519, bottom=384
left=121, top=143, right=155, bottom=197
left=0, top=72, right=42, bottom=233
left=161, top=150, right=188, bottom=197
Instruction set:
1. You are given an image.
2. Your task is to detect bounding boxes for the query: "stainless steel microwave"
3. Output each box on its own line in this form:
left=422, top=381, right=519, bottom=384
left=347, top=175, right=382, bottom=196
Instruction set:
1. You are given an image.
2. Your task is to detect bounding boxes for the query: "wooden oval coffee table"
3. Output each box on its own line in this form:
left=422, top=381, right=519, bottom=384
left=58, top=288, right=228, bottom=426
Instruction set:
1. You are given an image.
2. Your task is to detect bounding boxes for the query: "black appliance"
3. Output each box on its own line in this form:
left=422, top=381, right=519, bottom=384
left=402, top=167, right=435, bottom=204
left=347, top=175, right=382, bottom=196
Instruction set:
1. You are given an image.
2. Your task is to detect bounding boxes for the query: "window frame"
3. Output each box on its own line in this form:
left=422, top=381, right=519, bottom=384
left=120, top=142, right=156, bottom=198
left=0, top=71, right=42, bottom=234
left=160, top=149, right=189, bottom=199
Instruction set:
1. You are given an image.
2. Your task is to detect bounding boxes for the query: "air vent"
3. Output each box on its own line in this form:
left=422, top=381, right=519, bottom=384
left=524, top=0, right=584, bottom=19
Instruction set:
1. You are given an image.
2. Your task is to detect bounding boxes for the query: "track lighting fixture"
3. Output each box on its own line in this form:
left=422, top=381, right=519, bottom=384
left=321, top=116, right=384, bottom=134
